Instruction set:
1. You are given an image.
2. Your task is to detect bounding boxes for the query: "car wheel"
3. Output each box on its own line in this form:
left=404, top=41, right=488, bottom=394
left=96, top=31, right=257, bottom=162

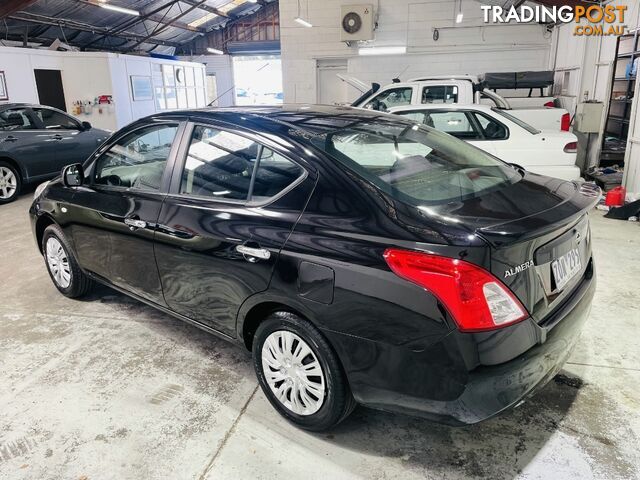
left=0, top=161, right=21, bottom=204
left=253, top=311, right=356, bottom=431
left=42, top=224, right=93, bottom=298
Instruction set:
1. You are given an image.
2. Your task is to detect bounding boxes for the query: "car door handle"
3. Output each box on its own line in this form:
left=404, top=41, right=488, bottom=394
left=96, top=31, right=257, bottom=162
left=124, top=218, right=147, bottom=230
left=235, top=245, right=271, bottom=261
left=3, top=136, right=17, bottom=142
left=53, top=134, right=64, bottom=140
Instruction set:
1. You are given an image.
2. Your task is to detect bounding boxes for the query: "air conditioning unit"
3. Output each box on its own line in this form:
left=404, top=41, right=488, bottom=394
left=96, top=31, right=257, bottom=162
left=340, top=4, right=374, bottom=42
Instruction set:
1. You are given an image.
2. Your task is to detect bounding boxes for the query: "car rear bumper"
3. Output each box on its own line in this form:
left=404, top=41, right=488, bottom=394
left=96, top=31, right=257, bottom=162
left=324, top=261, right=595, bottom=425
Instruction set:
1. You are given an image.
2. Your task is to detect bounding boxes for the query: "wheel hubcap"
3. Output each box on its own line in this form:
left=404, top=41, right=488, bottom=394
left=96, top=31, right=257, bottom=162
left=0, top=167, right=17, bottom=199
left=46, top=237, right=71, bottom=288
left=261, top=330, right=326, bottom=415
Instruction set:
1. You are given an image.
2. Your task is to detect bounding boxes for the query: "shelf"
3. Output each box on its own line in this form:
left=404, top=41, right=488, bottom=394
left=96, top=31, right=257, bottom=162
left=607, top=115, right=630, bottom=124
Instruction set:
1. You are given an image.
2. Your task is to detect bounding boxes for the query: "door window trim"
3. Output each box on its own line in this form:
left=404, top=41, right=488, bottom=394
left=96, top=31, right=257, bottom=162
left=168, top=120, right=308, bottom=207
left=87, top=120, right=186, bottom=194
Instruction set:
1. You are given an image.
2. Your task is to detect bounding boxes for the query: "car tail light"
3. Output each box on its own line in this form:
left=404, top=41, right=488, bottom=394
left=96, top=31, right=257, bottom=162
left=564, top=141, right=578, bottom=153
left=561, top=113, right=571, bottom=131
left=544, top=101, right=555, bottom=108
left=383, top=249, right=528, bottom=332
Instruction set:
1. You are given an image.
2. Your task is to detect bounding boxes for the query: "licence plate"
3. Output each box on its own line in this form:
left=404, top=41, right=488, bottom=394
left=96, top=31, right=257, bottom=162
left=551, top=248, right=582, bottom=291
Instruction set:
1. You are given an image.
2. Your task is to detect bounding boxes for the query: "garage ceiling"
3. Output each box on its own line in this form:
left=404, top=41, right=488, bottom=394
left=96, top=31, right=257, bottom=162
left=0, top=0, right=276, bottom=54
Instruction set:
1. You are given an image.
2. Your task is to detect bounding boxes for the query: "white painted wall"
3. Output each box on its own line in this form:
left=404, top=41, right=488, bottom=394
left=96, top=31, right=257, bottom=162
left=279, top=0, right=553, bottom=104
left=0, top=46, right=207, bottom=131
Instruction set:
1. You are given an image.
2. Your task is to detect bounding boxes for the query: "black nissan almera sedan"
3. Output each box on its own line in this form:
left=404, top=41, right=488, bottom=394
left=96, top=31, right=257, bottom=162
left=30, top=105, right=599, bottom=431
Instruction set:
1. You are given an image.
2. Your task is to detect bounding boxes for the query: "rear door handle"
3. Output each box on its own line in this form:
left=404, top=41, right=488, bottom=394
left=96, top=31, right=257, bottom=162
left=124, top=217, right=147, bottom=230
left=53, top=134, right=63, bottom=140
left=3, top=136, right=17, bottom=142
left=236, top=245, right=271, bottom=261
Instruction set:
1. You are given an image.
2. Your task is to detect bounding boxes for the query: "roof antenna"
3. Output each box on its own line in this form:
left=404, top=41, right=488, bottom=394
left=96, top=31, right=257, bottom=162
left=392, top=65, right=409, bottom=83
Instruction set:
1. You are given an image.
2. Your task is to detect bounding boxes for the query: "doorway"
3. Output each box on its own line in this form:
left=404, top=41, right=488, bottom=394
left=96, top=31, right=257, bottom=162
left=232, top=55, right=283, bottom=105
left=34, top=69, right=67, bottom=111
left=317, top=59, right=349, bottom=105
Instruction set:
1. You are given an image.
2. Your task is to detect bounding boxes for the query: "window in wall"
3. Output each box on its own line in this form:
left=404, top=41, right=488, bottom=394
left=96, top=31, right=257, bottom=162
left=153, top=63, right=207, bottom=111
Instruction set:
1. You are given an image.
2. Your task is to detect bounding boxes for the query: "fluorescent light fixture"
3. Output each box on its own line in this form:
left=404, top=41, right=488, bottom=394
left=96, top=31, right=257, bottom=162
left=456, top=12, right=463, bottom=23
left=358, top=46, right=406, bottom=56
left=294, top=16, right=313, bottom=28
left=189, top=12, right=218, bottom=28
left=207, top=47, right=224, bottom=55
left=99, top=3, right=140, bottom=16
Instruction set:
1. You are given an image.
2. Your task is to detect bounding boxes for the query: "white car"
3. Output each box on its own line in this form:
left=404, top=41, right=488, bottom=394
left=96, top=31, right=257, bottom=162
left=388, top=104, right=580, bottom=181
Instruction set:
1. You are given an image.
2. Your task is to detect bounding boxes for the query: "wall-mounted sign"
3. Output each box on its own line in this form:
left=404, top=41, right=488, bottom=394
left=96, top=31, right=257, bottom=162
left=130, top=75, right=153, bottom=101
left=0, top=71, right=8, bottom=101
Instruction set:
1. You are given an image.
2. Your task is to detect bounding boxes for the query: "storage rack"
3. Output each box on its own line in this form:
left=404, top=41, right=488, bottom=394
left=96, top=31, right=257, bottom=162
left=601, top=31, right=639, bottom=166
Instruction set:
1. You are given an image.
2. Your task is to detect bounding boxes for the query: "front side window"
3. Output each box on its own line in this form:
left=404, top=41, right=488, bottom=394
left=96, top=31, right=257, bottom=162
left=94, top=124, right=178, bottom=190
left=181, top=126, right=304, bottom=201
left=0, top=108, right=34, bottom=131
left=421, top=85, right=458, bottom=104
left=363, top=87, right=413, bottom=111
left=32, top=108, right=79, bottom=130
left=311, top=121, right=519, bottom=205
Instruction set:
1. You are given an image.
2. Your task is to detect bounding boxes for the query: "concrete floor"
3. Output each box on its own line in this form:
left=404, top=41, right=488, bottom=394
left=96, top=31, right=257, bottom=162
left=1, top=192, right=639, bottom=480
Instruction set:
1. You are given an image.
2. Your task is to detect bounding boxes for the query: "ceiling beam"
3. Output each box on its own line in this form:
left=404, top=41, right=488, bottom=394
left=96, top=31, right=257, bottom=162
left=75, top=0, right=205, bottom=33
left=0, top=0, right=39, bottom=18
left=180, top=0, right=229, bottom=18
left=124, top=0, right=211, bottom=52
left=8, top=12, right=182, bottom=48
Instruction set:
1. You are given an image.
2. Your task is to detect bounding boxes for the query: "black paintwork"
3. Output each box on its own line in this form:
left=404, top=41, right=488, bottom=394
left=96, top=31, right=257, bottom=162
left=30, top=105, right=599, bottom=424
left=0, top=103, right=110, bottom=185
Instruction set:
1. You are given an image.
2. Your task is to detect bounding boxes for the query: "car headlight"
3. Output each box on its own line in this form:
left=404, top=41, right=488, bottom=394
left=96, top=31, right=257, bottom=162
left=34, top=181, right=50, bottom=200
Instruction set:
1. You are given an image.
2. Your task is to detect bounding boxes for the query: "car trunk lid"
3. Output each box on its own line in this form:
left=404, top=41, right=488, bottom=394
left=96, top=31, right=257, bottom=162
left=427, top=174, right=600, bottom=322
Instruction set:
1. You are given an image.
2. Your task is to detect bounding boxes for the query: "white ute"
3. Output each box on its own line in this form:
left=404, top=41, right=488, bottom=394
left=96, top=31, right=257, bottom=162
left=343, top=74, right=571, bottom=132
left=388, top=104, right=580, bottom=181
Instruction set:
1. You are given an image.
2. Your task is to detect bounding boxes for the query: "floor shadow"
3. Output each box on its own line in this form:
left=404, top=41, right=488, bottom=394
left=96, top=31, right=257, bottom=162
left=82, top=286, right=583, bottom=479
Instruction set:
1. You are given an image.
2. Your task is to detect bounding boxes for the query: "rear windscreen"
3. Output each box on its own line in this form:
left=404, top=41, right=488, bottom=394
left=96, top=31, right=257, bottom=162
left=311, top=121, right=521, bottom=205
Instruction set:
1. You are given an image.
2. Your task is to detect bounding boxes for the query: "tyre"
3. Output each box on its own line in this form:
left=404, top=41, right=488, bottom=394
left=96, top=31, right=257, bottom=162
left=42, top=224, right=94, bottom=298
left=253, top=311, right=356, bottom=431
left=0, top=161, right=21, bottom=204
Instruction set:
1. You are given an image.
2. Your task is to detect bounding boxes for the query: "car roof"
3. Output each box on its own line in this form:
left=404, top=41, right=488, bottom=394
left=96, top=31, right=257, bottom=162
left=150, top=104, right=420, bottom=137
left=406, top=75, right=478, bottom=83
left=388, top=104, right=495, bottom=113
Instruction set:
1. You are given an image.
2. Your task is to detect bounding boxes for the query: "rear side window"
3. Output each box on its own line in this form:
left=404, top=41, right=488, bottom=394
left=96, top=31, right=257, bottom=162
left=181, top=126, right=304, bottom=202
left=471, top=112, right=508, bottom=140
left=251, top=148, right=304, bottom=201
left=421, top=85, right=458, bottom=104
left=0, top=108, right=34, bottom=131
left=32, top=108, right=79, bottom=130
left=94, top=124, right=177, bottom=190
left=363, top=87, right=413, bottom=111
left=395, top=110, right=482, bottom=140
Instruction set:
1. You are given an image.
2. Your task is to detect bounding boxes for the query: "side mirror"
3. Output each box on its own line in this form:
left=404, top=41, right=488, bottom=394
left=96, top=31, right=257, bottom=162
left=81, top=121, right=92, bottom=131
left=62, top=163, right=84, bottom=187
